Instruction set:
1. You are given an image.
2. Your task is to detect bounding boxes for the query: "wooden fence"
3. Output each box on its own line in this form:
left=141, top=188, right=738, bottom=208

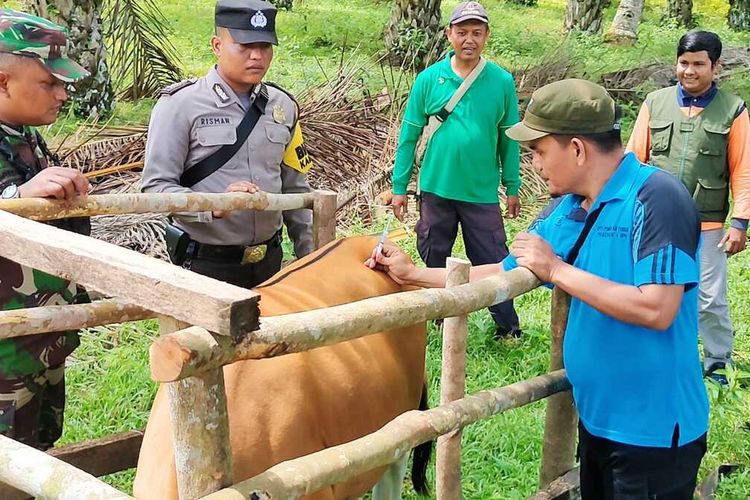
left=0, top=190, right=577, bottom=499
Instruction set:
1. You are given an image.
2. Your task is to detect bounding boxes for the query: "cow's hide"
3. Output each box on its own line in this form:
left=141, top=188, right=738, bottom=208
left=133, top=236, right=428, bottom=499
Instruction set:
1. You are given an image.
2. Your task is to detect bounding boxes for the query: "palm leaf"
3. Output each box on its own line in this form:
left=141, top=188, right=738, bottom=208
left=105, top=0, right=183, bottom=99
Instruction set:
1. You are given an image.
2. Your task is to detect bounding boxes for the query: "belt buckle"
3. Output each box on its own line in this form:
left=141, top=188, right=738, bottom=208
left=242, top=244, right=267, bottom=264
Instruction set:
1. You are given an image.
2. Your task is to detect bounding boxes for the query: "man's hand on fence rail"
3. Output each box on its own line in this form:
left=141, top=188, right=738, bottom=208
left=212, top=181, right=260, bottom=218
left=511, top=232, right=562, bottom=283
left=18, top=167, right=90, bottom=200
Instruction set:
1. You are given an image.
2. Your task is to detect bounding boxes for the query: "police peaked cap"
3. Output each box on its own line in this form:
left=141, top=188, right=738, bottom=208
left=215, top=0, right=278, bottom=45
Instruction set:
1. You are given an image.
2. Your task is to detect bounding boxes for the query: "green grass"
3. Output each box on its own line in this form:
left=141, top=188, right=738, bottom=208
left=18, top=0, right=749, bottom=496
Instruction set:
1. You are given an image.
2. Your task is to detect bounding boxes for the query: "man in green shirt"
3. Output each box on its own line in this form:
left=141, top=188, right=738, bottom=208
left=390, top=1, right=522, bottom=338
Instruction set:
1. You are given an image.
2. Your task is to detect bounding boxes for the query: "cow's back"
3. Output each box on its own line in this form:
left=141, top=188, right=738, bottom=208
left=134, top=236, right=427, bottom=499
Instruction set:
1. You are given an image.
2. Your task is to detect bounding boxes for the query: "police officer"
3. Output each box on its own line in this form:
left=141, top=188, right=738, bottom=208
left=0, top=9, right=91, bottom=450
left=141, top=0, right=314, bottom=288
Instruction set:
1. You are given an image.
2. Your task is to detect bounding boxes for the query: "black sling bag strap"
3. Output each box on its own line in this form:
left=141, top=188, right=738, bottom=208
left=179, top=84, right=270, bottom=188
left=564, top=202, right=607, bottom=266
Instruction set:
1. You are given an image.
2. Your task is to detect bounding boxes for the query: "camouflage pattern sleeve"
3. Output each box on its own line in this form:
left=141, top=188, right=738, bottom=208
left=0, top=124, right=44, bottom=190
left=0, top=125, right=83, bottom=377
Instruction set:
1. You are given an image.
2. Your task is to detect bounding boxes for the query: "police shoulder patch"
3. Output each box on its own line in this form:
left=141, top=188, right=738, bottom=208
left=159, top=77, right=198, bottom=97
left=282, top=123, right=312, bottom=174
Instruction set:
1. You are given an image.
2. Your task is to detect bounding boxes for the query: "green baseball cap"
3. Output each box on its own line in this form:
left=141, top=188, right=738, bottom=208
left=0, top=9, right=88, bottom=83
left=506, top=79, right=619, bottom=143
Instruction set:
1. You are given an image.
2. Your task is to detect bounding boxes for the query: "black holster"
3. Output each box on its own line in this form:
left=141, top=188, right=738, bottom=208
left=164, top=224, right=191, bottom=266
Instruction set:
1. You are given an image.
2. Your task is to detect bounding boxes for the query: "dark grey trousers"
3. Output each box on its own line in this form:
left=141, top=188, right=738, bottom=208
left=416, top=192, right=520, bottom=333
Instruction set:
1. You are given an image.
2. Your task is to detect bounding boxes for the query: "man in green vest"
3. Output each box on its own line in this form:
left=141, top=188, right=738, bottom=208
left=390, top=1, right=523, bottom=339
left=627, top=31, right=750, bottom=384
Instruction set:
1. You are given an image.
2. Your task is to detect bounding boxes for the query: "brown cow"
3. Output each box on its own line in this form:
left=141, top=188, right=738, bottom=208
left=133, top=236, right=430, bottom=499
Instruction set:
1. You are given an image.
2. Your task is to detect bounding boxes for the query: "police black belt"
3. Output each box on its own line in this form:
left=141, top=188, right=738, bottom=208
left=191, top=231, right=281, bottom=263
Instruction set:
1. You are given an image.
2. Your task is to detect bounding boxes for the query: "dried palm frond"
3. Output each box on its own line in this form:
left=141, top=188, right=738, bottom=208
left=518, top=153, right=549, bottom=205
left=290, top=57, right=407, bottom=227
left=598, top=62, right=672, bottom=103
left=514, top=49, right=575, bottom=102
left=91, top=213, right=168, bottom=259
left=89, top=171, right=142, bottom=194
left=106, top=0, right=183, bottom=99
left=58, top=132, right=146, bottom=173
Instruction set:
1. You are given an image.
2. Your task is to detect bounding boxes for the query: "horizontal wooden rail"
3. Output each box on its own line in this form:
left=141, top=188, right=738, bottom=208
left=0, top=430, right=143, bottom=498
left=0, top=191, right=317, bottom=221
left=0, top=434, right=134, bottom=499
left=150, top=267, right=541, bottom=382
left=48, top=430, right=144, bottom=478
left=0, top=210, right=259, bottom=337
left=0, top=300, right=153, bottom=338
left=202, top=370, right=571, bottom=499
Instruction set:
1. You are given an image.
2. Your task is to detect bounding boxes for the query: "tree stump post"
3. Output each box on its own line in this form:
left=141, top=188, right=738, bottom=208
left=313, top=190, right=337, bottom=249
left=538, top=288, right=578, bottom=488
left=436, top=258, right=471, bottom=500
left=161, top=316, right=233, bottom=498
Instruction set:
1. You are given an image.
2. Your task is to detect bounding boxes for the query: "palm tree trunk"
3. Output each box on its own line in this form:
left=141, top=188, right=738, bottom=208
left=565, top=0, right=609, bottom=33
left=385, top=0, right=445, bottom=71
left=604, top=0, right=645, bottom=44
left=729, top=0, right=750, bottom=29
left=30, top=0, right=114, bottom=118
left=664, top=0, right=693, bottom=27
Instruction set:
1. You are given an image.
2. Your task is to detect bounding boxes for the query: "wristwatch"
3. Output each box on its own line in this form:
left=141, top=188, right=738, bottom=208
left=1, top=184, right=19, bottom=199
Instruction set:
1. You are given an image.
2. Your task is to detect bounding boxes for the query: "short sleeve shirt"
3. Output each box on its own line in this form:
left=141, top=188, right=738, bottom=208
left=392, top=53, right=521, bottom=202
left=504, top=153, right=708, bottom=447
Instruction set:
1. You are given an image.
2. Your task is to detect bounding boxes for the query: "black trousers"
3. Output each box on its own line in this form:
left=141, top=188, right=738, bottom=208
left=578, top=422, right=707, bottom=500
left=416, top=192, right=520, bottom=333
left=182, top=242, right=283, bottom=289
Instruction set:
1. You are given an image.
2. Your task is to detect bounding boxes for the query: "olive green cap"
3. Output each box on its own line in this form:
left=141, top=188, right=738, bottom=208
left=506, top=79, right=619, bottom=143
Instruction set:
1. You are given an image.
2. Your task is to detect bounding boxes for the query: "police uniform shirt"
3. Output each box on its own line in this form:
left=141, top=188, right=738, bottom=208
left=141, top=66, right=314, bottom=257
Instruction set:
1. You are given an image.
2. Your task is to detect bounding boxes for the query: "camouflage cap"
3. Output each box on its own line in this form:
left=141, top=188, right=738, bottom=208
left=0, top=9, right=88, bottom=83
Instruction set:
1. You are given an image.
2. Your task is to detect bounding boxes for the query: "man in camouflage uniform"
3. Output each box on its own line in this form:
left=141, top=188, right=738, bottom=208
left=0, top=9, right=91, bottom=450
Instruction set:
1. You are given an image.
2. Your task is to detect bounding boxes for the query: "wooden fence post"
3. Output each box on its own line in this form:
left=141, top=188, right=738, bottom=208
left=161, top=316, right=234, bottom=498
left=313, top=190, right=337, bottom=249
left=436, top=258, right=471, bottom=500
left=538, top=288, right=577, bottom=487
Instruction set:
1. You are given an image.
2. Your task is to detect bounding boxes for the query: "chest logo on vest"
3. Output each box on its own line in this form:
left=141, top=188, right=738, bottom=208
left=198, top=116, right=232, bottom=127
left=251, top=11, right=267, bottom=28
left=213, top=83, right=230, bottom=103
left=438, top=77, right=445, bottom=85
left=272, top=105, right=286, bottom=124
